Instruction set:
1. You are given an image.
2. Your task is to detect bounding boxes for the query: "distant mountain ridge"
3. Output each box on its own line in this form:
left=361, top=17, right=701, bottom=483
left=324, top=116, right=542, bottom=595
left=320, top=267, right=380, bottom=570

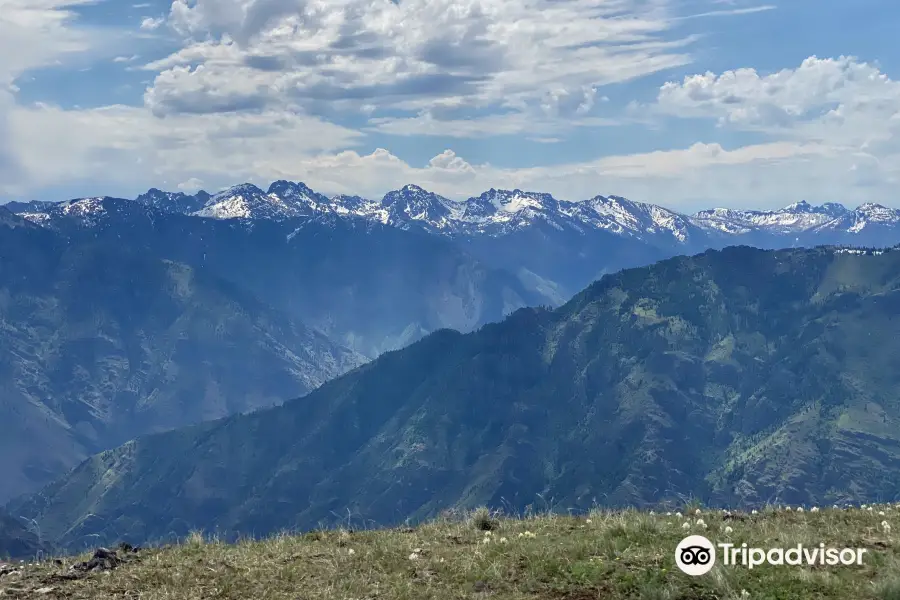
left=8, top=182, right=899, bottom=247
left=12, top=182, right=900, bottom=315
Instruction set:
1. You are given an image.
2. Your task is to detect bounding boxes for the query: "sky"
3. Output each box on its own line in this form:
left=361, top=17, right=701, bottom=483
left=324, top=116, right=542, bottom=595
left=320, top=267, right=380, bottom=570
left=1, top=0, right=899, bottom=212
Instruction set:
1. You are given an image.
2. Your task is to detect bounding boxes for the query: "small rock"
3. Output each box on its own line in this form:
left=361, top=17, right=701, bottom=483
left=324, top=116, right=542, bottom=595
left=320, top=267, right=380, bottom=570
left=72, top=547, right=124, bottom=572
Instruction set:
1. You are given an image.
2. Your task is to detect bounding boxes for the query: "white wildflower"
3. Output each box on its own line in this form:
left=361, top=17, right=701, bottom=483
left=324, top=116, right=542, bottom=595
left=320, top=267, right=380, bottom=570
left=751, top=509, right=758, bottom=515
left=585, top=519, right=592, bottom=524
left=347, top=548, right=355, bottom=556
left=868, top=506, right=874, bottom=512
left=483, top=531, right=492, bottom=537
left=810, top=507, right=819, bottom=513
left=409, top=553, right=420, bottom=561
left=665, top=512, right=672, bottom=516
left=724, top=526, right=733, bottom=534
left=740, top=590, right=751, bottom=599
left=499, top=537, right=508, bottom=544
left=695, top=508, right=702, bottom=515
left=882, top=521, right=892, bottom=533
left=682, top=522, right=691, bottom=530
left=879, top=511, right=886, bottom=516
left=675, top=512, right=683, bottom=518
left=482, top=537, right=491, bottom=545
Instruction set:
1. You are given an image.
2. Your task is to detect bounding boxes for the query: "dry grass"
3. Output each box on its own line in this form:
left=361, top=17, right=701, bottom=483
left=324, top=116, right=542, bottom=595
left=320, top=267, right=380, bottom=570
left=3, top=504, right=900, bottom=599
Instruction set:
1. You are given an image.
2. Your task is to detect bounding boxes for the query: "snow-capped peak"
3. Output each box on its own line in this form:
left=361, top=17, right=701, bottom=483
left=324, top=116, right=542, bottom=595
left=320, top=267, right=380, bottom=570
left=135, top=188, right=208, bottom=214
left=266, top=180, right=331, bottom=213
left=778, top=200, right=848, bottom=218
left=691, top=201, right=852, bottom=235
left=577, top=195, right=694, bottom=242
left=193, top=183, right=324, bottom=221
left=379, top=185, right=461, bottom=231
left=826, top=203, right=900, bottom=233
left=779, top=200, right=813, bottom=213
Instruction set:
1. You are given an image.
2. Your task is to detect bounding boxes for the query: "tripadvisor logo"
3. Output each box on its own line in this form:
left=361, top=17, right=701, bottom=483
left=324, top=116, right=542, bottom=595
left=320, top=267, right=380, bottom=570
left=676, top=535, right=716, bottom=576
left=675, top=536, right=868, bottom=576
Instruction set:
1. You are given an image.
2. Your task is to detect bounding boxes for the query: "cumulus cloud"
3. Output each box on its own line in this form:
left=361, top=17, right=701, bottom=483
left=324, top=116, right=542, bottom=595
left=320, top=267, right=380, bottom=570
left=655, top=56, right=900, bottom=144
left=648, top=55, right=900, bottom=201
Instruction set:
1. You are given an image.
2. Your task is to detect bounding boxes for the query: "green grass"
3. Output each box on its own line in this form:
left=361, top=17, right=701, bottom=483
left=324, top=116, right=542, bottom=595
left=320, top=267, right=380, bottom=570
left=4, top=504, right=900, bottom=599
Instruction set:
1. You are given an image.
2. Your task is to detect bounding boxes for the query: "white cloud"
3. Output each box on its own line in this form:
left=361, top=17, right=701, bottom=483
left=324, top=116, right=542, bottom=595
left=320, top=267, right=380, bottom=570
left=140, top=16, right=165, bottom=31
left=367, top=111, right=619, bottom=139
left=655, top=56, right=900, bottom=145
left=177, top=177, right=205, bottom=191
left=142, top=0, right=696, bottom=133
left=648, top=55, right=900, bottom=200
left=675, top=4, right=776, bottom=20
left=249, top=142, right=889, bottom=211
left=0, top=0, right=97, bottom=84
left=3, top=102, right=363, bottom=195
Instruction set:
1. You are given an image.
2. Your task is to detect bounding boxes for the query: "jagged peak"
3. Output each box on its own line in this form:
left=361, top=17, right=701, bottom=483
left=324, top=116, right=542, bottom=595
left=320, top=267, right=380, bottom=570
left=267, top=180, right=317, bottom=195
left=780, top=200, right=812, bottom=212
left=856, top=202, right=890, bottom=211
left=215, top=183, right=266, bottom=198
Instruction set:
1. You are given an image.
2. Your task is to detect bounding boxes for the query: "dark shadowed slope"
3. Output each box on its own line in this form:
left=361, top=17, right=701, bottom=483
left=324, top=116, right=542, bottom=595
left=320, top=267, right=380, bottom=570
left=0, top=217, right=363, bottom=503
left=13, top=245, right=900, bottom=551
left=0, top=508, right=46, bottom=560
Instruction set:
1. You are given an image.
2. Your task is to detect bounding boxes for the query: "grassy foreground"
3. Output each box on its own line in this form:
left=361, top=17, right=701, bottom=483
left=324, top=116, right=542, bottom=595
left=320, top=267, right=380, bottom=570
left=4, top=504, right=900, bottom=600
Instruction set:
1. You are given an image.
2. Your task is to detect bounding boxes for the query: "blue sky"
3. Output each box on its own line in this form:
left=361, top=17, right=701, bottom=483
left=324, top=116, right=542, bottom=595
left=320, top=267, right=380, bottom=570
left=2, top=0, right=899, bottom=212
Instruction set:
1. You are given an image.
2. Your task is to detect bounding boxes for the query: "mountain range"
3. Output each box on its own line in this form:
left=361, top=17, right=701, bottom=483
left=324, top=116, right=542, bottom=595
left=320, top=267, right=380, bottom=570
left=11, top=244, right=900, bottom=553
left=12, top=182, right=900, bottom=247
left=10, top=182, right=900, bottom=310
